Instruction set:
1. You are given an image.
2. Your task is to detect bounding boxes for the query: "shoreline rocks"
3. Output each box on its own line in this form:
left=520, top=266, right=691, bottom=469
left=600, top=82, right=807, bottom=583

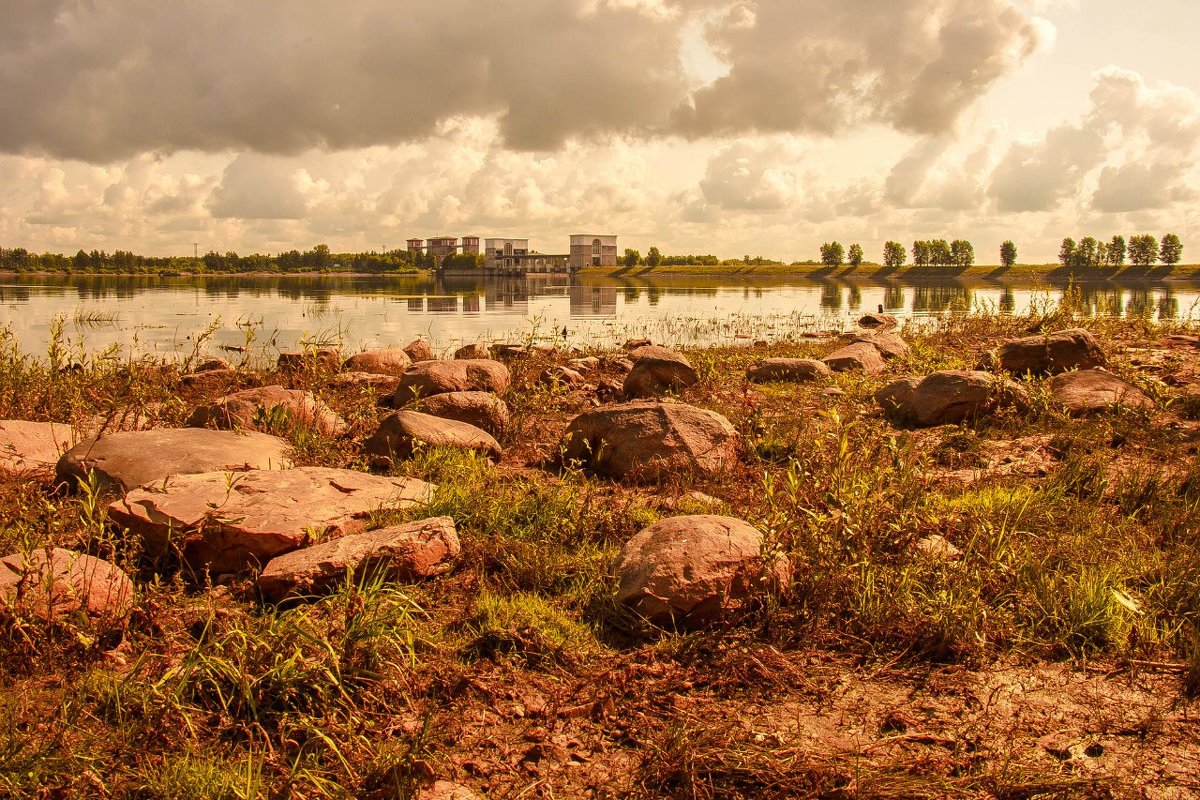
left=877, top=370, right=1028, bottom=427
left=979, top=328, right=1106, bottom=375
left=365, top=410, right=502, bottom=465
left=394, top=359, right=511, bottom=404
left=0, top=420, right=77, bottom=477
left=1, top=547, right=134, bottom=630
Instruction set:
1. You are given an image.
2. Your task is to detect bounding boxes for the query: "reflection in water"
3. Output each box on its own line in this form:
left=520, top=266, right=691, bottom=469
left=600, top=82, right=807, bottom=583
left=1, top=273, right=1198, bottom=357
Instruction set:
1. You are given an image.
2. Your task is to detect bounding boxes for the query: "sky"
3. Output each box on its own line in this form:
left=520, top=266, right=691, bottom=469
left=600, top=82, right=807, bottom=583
left=1, top=0, right=1198, bottom=263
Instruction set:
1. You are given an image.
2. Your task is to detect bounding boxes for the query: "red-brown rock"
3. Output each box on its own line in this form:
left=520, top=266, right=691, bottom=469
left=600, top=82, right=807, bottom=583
left=257, top=517, right=460, bottom=602
left=979, top=328, right=1107, bottom=375
left=0, top=420, right=77, bottom=477
left=413, top=391, right=510, bottom=436
left=186, top=386, right=346, bottom=436
left=560, top=401, right=739, bottom=483
left=746, top=358, right=830, bottom=383
left=823, top=342, right=886, bottom=374
left=109, top=467, right=436, bottom=575
left=0, top=547, right=133, bottom=629
left=877, top=370, right=1028, bottom=427
left=393, top=359, right=511, bottom=404
left=342, top=348, right=412, bottom=376
left=614, top=515, right=788, bottom=627
left=1049, top=369, right=1152, bottom=415
left=365, top=410, right=502, bottom=465
left=622, top=346, right=699, bottom=398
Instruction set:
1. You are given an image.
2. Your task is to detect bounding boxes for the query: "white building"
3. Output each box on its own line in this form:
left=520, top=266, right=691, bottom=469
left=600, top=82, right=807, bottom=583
left=569, top=234, right=619, bottom=269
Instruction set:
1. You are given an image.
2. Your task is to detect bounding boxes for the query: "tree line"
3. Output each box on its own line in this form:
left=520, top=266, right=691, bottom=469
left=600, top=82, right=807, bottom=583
left=1058, top=234, right=1182, bottom=268
left=0, top=244, right=425, bottom=274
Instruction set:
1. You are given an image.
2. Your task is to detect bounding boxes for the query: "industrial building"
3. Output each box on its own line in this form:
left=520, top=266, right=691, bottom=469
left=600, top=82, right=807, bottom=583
left=569, top=234, right=619, bottom=269
left=406, top=234, right=617, bottom=273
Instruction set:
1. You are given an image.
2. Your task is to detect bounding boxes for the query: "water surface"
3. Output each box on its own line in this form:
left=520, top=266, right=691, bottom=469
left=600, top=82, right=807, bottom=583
left=1, top=272, right=1195, bottom=362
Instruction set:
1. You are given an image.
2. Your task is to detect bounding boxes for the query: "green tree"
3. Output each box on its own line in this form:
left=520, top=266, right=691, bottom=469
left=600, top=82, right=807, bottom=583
left=819, top=241, right=845, bottom=266
left=999, top=240, right=1017, bottom=267
left=645, top=246, right=662, bottom=267
left=929, top=239, right=952, bottom=266
left=883, top=241, right=906, bottom=268
left=1109, top=235, right=1126, bottom=266
left=623, top=248, right=641, bottom=267
left=1160, top=233, right=1183, bottom=265
left=912, top=240, right=930, bottom=267
left=1076, top=237, right=1098, bottom=268
left=1129, top=234, right=1159, bottom=266
left=1059, top=238, right=1076, bottom=267
left=950, top=239, right=974, bottom=267
left=847, top=243, right=864, bottom=266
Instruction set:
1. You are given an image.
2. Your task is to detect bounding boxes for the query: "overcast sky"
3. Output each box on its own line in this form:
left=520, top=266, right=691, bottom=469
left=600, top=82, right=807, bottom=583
left=1, top=0, right=1197, bottom=262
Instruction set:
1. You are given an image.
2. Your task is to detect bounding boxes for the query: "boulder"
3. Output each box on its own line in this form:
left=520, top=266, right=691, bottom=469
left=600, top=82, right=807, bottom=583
left=277, top=348, right=340, bottom=373
left=404, top=339, right=436, bottom=362
left=876, top=370, right=1028, bottom=427
left=823, top=342, right=886, bottom=374
left=0, top=547, right=133, bottom=629
left=57, top=428, right=291, bottom=493
left=109, top=467, right=436, bottom=575
left=623, top=346, right=699, bottom=398
left=614, top=515, right=789, bottom=627
left=394, top=360, right=511, bottom=404
left=624, top=338, right=652, bottom=349
left=328, top=371, right=402, bottom=394
left=489, top=344, right=527, bottom=360
left=979, top=328, right=1106, bottom=375
left=185, top=386, right=346, bottom=436
left=853, top=331, right=909, bottom=361
left=0, top=420, right=77, bottom=477
left=414, top=391, right=510, bottom=436
left=559, top=401, right=740, bottom=483
left=540, top=366, right=586, bottom=388
left=746, top=358, right=830, bottom=383
left=365, top=411, right=502, bottom=465
left=454, top=343, right=490, bottom=360
left=1049, top=369, right=1152, bottom=415
left=179, top=368, right=239, bottom=390
left=858, top=313, right=898, bottom=329
left=257, top=517, right=460, bottom=602
left=342, top=348, right=412, bottom=376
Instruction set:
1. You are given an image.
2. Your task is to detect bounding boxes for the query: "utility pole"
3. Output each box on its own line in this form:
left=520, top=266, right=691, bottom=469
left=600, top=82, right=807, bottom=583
left=193, top=242, right=199, bottom=259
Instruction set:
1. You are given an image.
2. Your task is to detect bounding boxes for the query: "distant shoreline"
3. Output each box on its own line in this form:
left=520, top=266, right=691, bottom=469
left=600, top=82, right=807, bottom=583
left=579, top=262, right=1200, bottom=282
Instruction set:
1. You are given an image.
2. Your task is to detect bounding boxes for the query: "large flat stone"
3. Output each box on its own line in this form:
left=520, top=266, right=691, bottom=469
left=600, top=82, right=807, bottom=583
left=109, top=467, right=436, bottom=575
left=0, top=420, right=77, bottom=477
left=56, top=428, right=292, bottom=493
left=257, top=517, right=459, bottom=602
left=365, top=410, right=502, bottom=465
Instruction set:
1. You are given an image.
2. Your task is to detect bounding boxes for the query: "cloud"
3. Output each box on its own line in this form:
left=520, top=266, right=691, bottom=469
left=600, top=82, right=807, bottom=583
left=0, top=0, right=1047, bottom=161
left=207, top=155, right=309, bottom=219
left=699, top=140, right=803, bottom=211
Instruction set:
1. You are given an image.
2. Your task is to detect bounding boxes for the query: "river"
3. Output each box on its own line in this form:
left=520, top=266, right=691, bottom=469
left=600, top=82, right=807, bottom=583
left=0, top=272, right=1196, bottom=361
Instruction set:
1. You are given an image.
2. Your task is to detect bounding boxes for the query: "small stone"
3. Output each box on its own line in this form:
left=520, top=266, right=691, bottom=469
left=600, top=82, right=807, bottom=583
left=540, top=366, right=586, bottom=388
left=913, top=534, right=962, bottom=560
left=454, top=343, right=490, bottom=360
left=404, top=340, right=436, bottom=362
left=277, top=348, right=340, bottom=373
left=186, top=386, right=346, bottom=436
left=365, top=410, right=502, bottom=464
left=0, top=547, right=134, bottom=630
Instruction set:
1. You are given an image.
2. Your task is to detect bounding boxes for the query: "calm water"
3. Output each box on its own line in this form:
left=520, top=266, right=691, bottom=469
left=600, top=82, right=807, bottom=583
left=1, top=273, right=1196, bottom=362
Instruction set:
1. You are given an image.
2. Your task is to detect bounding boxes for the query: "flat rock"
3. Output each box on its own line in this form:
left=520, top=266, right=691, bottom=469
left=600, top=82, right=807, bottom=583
left=277, top=347, right=340, bottom=373
left=109, top=467, right=436, bottom=574
left=567, top=356, right=601, bottom=373
left=979, top=328, right=1107, bottom=375
left=858, top=313, right=898, bottom=329
left=365, top=410, right=502, bottom=464
left=186, top=386, right=346, bottom=436
left=852, top=331, right=909, bottom=360
left=1050, top=369, right=1152, bottom=415
left=623, top=346, right=699, bottom=398
left=328, top=371, right=401, bottom=394
left=257, top=517, right=460, bottom=602
left=454, top=343, right=490, bottom=359
left=877, top=370, right=1028, bottom=427
left=413, top=391, right=510, bottom=436
left=614, top=515, right=789, bottom=627
left=394, top=359, right=511, bottom=404
left=823, top=341, right=887, bottom=374
left=1, top=547, right=133, bottom=629
left=560, top=401, right=740, bottom=483
left=404, top=340, right=436, bottom=362
left=342, top=348, right=412, bottom=376
left=746, top=358, right=831, bottom=383
left=0, top=420, right=77, bottom=477
left=57, top=428, right=292, bottom=493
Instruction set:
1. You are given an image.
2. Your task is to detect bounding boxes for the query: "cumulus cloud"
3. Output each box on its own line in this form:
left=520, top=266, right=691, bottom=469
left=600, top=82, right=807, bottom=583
left=0, top=0, right=1047, bottom=161
left=699, top=140, right=804, bottom=211
left=207, top=155, right=309, bottom=219
left=988, top=66, right=1200, bottom=214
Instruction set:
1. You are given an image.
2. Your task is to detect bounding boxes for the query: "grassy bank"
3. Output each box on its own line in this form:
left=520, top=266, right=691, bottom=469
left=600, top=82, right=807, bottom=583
left=582, top=261, right=1200, bottom=282
left=3, top=307, right=1200, bottom=797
